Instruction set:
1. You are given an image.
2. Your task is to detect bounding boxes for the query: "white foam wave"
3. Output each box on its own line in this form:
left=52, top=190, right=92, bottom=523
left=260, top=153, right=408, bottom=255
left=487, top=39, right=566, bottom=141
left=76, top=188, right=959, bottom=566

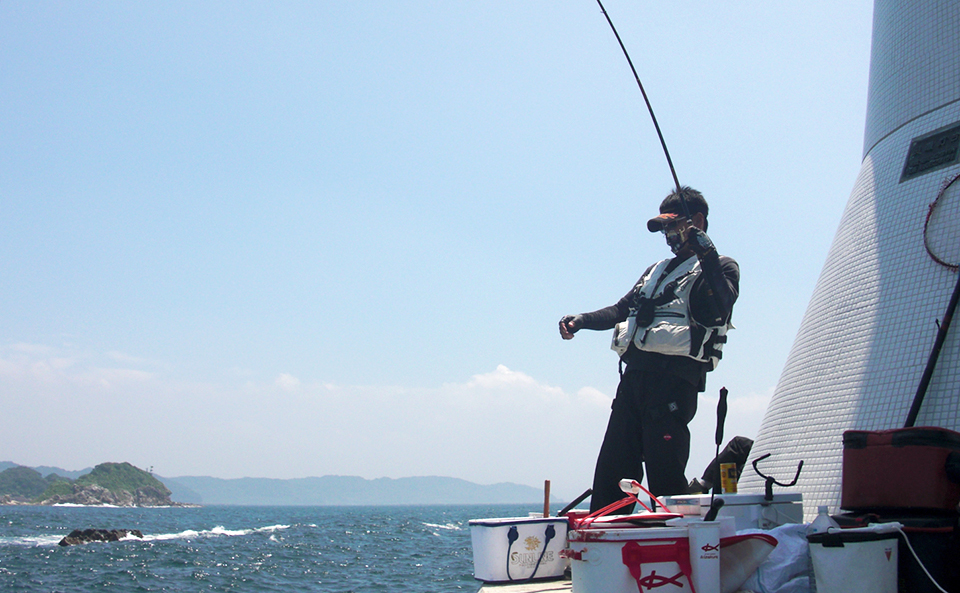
left=0, top=535, right=64, bottom=547
left=141, top=524, right=292, bottom=542
left=422, top=522, right=461, bottom=531
left=49, top=504, right=184, bottom=509
left=0, top=524, right=294, bottom=548
left=142, top=529, right=199, bottom=541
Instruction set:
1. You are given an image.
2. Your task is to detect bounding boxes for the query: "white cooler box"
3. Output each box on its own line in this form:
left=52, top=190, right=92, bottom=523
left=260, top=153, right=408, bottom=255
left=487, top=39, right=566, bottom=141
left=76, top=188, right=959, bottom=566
left=661, top=493, right=803, bottom=531
left=468, top=516, right=569, bottom=583
left=565, top=522, right=721, bottom=593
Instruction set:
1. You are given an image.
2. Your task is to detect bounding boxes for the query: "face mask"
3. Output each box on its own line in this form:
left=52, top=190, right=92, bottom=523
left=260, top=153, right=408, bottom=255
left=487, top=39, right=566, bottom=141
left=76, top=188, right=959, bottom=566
left=663, top=226, right=686, bottom=254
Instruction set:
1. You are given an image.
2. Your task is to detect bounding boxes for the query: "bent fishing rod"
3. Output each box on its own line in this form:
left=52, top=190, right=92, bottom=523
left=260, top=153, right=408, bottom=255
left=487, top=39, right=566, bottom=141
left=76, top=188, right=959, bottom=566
left=594, top=0, right=691, bottom=221
left=595, top=0, right=727, bottom=323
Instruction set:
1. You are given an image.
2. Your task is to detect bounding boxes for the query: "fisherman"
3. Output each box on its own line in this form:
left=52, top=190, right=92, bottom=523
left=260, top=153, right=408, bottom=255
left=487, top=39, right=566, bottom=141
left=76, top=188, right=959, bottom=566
left=559, top=187, right=739, bottom=512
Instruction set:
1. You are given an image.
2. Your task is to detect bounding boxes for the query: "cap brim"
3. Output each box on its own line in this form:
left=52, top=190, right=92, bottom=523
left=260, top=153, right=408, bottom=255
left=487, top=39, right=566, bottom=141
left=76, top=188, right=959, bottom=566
left=647, top=212, right=680, bottom=232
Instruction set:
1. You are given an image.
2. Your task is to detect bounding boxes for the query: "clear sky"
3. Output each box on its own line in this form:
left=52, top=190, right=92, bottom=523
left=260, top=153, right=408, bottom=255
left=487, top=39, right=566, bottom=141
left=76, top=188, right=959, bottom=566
left=1, top=1, right=873, bottom=500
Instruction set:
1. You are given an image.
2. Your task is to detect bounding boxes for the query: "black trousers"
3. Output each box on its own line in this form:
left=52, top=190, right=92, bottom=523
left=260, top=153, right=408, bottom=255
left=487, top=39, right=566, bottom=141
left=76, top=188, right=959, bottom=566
left=590, top=367, right=698, bottom=513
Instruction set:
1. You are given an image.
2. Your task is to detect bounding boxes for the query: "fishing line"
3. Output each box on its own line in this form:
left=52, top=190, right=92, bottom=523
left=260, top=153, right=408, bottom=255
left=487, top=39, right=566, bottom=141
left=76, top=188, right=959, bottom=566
left=594, top=0, right=689, bottom=219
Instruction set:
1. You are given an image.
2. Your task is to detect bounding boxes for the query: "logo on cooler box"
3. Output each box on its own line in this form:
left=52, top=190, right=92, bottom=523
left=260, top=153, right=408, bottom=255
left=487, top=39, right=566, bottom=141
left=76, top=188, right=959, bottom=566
left=509, top=536, right=555, bottom=568
left=638, top=570, right=686, bottom=589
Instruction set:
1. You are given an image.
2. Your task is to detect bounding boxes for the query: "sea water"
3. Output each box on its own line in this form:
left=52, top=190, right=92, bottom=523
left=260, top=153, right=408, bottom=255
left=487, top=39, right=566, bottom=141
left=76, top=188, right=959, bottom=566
left=0, top=503, right=532, bottom=591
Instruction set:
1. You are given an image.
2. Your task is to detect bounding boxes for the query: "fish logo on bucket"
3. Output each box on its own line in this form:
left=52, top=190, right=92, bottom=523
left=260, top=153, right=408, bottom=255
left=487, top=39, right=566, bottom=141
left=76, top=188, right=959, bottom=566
left=698, top=541, right=720, bottom=561
left=638, top=570, right=686, bottom=590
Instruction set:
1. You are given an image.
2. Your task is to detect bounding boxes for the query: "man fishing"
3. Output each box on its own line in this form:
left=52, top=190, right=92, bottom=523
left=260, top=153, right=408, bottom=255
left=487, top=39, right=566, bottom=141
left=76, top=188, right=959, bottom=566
left=559, top=187, right=739, bottom=512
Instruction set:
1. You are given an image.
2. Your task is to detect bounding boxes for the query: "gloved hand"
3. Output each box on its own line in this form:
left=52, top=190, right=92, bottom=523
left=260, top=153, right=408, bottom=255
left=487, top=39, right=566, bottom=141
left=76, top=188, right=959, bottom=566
left=686, top=226, right=717, bottom=258
left=559, top=315, right=583, bottom=340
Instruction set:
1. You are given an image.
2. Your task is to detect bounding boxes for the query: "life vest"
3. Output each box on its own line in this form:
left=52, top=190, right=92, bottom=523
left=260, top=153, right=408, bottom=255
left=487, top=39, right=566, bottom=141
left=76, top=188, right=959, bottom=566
left=610, top=255, right=730, bottom=369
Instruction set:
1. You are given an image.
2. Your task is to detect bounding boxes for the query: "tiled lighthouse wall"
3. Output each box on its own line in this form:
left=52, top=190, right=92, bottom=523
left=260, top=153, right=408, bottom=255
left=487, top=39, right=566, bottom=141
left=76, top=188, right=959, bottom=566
left=739, top=0, right=960, bottom=516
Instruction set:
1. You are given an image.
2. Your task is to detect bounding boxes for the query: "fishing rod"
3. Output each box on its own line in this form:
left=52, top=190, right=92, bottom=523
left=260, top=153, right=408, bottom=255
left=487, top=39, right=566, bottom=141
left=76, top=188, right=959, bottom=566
left=595, top=0, right=729, bottom=346
left=594, top=0, right=691, bottom=220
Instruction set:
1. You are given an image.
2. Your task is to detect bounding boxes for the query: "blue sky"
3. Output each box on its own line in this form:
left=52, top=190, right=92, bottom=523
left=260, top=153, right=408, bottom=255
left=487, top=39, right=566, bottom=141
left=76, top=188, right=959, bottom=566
left=1, top=1, right=873, bottom=499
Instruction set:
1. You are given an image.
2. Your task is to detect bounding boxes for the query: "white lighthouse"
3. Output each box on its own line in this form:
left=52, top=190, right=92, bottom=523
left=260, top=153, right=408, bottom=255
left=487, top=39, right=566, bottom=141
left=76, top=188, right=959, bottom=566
left=739, top=0, right=960, bottom=514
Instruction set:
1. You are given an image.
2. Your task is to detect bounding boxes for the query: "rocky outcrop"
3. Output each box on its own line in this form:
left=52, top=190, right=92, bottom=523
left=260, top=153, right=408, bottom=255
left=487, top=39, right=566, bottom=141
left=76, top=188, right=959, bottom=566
left=0, top=494, right=29, bottom=505
left=58, top=528, right=144, bottom=546
left=41, top=483, right=175, bottom=507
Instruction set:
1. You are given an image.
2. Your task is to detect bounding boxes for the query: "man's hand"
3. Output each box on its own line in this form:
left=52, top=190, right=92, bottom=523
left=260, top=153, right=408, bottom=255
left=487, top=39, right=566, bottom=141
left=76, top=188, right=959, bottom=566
left=686, top=226, right=717, bottom=258
left=559, top=315, right=583, bottom=340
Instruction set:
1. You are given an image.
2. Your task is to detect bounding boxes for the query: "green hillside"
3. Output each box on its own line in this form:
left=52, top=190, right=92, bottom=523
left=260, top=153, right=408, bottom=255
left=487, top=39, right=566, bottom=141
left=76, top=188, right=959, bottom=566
left=0, top=466, right=55, bottom=499
left=1, top=462, right=173, bottom=506
left=75, top=462, right=169, bottom=495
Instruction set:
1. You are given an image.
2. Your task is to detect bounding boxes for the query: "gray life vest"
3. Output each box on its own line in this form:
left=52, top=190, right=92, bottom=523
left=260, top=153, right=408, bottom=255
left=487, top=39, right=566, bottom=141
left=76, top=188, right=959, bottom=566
left=610, top=255, right=731, bottom=369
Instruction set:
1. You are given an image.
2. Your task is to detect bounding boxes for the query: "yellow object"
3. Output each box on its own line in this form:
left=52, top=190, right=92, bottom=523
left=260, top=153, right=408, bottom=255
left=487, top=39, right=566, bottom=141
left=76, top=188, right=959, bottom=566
left=720, top=463, right=738, bottom=494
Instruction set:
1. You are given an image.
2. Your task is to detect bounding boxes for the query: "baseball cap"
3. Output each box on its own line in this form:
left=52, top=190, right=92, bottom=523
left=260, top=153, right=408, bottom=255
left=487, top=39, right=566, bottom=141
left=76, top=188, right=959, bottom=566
left=647, top=212, right=682, bottom=232
left=646, top=187, right=709, bottom=233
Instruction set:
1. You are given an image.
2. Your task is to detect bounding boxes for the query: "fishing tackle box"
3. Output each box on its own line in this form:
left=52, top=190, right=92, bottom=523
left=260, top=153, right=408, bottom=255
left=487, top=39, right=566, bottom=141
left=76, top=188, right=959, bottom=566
left=564, top=521, right=722, bottom=593
left=841, top=427, right=960, bottom=512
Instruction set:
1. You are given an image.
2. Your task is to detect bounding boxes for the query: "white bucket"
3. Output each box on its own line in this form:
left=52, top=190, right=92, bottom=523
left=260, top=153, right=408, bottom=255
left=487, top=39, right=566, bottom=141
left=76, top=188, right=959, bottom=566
left=807, top=523, right=900, bottom=593
left=567, top=522, right=721, bottom=593
left=468, top=516, right=569, bottom=583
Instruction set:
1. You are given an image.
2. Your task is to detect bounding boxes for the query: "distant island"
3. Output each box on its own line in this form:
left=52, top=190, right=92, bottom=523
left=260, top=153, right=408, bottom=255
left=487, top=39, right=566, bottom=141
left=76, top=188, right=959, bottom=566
left=0, top=462, right=175, bottom=506
left=162, top=474, right=557, bottom=506
left=1, top=461, right=561, bottom=507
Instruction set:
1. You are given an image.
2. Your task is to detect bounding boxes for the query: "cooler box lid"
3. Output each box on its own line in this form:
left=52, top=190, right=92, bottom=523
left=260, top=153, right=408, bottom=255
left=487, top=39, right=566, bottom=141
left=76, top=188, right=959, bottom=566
left=665, top=492, right=802, bottom=508
left=843, top=427, right=960, bottom=450
left=569, top=525, right=689, bottom=542
left=468, top=516, right=567, bottom=527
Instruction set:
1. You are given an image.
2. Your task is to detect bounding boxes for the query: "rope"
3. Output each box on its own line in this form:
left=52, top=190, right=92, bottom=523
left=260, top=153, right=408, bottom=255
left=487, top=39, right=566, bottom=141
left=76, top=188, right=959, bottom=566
left=923, top=173, right=960, bottom=269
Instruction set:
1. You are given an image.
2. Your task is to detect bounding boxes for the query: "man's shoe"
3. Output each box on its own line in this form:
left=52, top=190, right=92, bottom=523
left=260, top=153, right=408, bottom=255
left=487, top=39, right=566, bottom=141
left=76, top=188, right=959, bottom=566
left=687, top=478, right=712, bottom=494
